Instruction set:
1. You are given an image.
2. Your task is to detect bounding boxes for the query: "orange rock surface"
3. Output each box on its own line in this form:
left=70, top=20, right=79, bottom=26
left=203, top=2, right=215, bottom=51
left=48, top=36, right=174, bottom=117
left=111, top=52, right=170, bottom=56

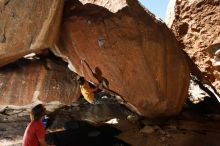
left=53, top=0, right=190, bottom=117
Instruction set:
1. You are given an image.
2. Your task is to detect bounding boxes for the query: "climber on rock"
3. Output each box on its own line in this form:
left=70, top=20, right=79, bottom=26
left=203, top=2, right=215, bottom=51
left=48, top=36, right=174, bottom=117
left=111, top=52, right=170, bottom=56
left=77, top=76, right=113, bottom=104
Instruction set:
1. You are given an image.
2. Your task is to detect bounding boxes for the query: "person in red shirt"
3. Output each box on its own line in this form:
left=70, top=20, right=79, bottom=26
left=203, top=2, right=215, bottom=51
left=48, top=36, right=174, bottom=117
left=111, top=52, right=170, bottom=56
left=22, top=104, right=53, bottom=146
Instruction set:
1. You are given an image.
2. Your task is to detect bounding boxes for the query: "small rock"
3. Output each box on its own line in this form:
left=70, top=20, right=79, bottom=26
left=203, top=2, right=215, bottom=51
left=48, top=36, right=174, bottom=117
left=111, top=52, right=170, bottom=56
left=165, top=133, right=171, bottom=138
left=160, top=136, right=166, bottom=142
left=87, top=20, right=92, bottom=24
left=140, top=125, right=155, bottom=134
left=159, top=129, right=166, bottom=135
left=167, top=125, right=177, bottom=130
left=127, top=115, right=139, bottom=123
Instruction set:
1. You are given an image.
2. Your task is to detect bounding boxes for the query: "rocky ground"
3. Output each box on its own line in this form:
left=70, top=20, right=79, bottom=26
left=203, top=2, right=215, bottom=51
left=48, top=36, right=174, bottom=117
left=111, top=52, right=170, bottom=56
left=0, top=97, right=220, bottom=146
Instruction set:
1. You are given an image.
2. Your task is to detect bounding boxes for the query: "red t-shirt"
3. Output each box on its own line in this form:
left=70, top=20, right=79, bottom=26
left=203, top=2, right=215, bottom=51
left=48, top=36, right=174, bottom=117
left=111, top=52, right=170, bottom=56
left=22, top=120, right=45, bottom=146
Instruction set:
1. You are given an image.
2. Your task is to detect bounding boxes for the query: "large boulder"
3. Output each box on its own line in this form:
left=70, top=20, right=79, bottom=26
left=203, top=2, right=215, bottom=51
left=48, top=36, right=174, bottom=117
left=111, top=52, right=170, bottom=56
left=0, top=0, right=64, bottom=67
left=0, top=53, right=81, bottom=106
left=52, top=0, right=190, bottom=117
left=166, top=0, right=220, bottom=92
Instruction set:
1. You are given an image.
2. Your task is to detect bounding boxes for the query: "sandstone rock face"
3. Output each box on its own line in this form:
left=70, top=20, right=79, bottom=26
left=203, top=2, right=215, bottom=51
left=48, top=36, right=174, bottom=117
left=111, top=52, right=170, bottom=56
left=166, top=0, right=220, bottom=92
left=0, top=53, right=81, bottom=105
left=53, top=0, right=190, bottom=117
left=0, top=0, right=64, bottom=67
left=78, top=0, right=127, bottom=13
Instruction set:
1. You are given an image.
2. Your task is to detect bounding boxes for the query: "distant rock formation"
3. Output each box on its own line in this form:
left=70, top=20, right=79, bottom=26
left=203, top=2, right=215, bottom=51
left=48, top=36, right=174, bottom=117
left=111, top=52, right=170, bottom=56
left=166, top=0, right=220, bottom=93
left=52, top=0, right=190, bottom=117
left=0, top=53, right=81, bottom=106
left=0, top=0, right=64, bottom=67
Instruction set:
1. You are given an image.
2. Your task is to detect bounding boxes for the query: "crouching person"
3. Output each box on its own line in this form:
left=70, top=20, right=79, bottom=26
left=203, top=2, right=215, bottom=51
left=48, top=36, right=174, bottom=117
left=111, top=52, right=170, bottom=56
left=22, top=104, right=54, bottom=146
left=77, top=76, right=113, bottom=104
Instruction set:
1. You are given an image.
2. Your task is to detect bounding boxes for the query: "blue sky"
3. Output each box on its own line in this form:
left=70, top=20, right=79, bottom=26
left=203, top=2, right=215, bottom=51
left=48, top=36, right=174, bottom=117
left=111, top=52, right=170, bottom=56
left=138, top=0, right=170, bottom=21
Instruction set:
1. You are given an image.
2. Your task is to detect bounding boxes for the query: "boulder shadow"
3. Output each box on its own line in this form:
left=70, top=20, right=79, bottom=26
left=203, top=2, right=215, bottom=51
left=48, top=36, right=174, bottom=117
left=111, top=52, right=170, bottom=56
left=46, top=120, right=130, bottom=146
